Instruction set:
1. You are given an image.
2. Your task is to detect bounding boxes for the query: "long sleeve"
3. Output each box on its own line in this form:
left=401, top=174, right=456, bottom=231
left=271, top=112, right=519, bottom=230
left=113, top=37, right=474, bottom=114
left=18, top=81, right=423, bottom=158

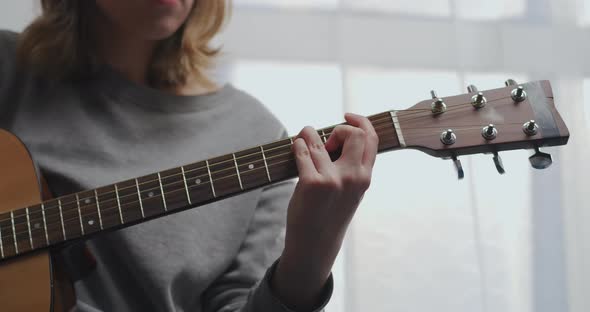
left=201, top=180, right=334, bottom=312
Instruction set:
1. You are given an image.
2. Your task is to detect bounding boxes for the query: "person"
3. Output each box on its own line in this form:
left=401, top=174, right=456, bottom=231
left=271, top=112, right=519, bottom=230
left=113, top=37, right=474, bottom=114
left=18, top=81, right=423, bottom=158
left=0, top=0, right=378, bottom=311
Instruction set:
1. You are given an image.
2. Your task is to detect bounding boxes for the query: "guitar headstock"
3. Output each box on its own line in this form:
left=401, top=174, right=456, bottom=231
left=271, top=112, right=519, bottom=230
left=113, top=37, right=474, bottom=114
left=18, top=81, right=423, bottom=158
left=392, top=80, right=569, bottom=179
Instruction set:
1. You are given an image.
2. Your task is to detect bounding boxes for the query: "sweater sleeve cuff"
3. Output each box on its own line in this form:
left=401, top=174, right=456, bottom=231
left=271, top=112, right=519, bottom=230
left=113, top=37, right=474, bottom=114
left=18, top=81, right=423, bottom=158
left=250, top=259, right=334, bottom=312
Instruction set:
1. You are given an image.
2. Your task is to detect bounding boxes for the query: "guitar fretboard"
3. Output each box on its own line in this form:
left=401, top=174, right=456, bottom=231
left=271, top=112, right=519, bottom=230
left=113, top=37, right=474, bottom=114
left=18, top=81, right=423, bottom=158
left=0, top=112, right=400, bottom=261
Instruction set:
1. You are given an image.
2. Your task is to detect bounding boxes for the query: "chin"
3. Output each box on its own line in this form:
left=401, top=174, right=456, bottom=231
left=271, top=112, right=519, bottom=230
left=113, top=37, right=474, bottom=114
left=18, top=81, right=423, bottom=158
left=143, top=19, right=185, bottom=41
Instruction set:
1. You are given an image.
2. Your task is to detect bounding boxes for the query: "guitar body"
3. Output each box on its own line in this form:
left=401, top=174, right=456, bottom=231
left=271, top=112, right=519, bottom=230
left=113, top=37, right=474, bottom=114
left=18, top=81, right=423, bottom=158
left=0, top=129, right=74, bottom=312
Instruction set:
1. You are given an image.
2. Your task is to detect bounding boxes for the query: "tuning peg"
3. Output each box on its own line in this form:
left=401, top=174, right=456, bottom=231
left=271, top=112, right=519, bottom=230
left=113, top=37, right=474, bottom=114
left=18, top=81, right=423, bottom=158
left=523, top=120, right=538, bottom=136
left=431, top=90, right=447, bottom=114
left=472, top=92, right=487, bottom=109
left=511, top=86, right=527, bottom=102
left=482, top=124, right=497, bottom=140
left=505, top=79, right=518, bottom=86
left=467, top=85, right=478, bottom=93
left=440, top=129, right=456, bottom=145
left=493, top=152, right=506, bottom=174
left=452, top=155, right=464, bottom=180
left=529, top=147, right=553, bottom=170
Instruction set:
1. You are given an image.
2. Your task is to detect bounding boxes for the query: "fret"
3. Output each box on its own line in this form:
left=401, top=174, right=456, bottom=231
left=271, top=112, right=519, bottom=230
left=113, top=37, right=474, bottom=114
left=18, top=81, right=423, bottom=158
left=289, top=137, right=294, bottom=144
left=320, top=129, right=327, bottom=143
left=111, top=179, right=142, bottom=223
left=233, top=153, right=244, bottom=191
left=76, top=194, right=85, bottom=235
left=94, top=190, right=104, bottom=229
left=260, top=146, right=272, bottom=182
left=183, top=161, right=215, bottom=204
left=264, top=138, right=298, bottom=182
left=0, top=224, right=3, bottom=258
left=95, top=186, right=123, bottom=229
left=0, top=213, right=15, bottom=257
left=205, top=160, right=217, bottom=198
left=136, top=174, right=166, bottom=217
left=181, top=166, right=192, bottom=205
left=78, top=190, right=101, bottom=234
left=0, top=219, right=3, bottom=258
left=12, top=209, right=32, bottom=253
left=10, top=211, right=18, bottom=254
left=235, top=147, right=271, bottom=190
left=159, top=167, right=190, bottom=212
left=157, top=173, right=168, bottom=211
left=59, top=194, right=83, bottom=240
left=43, top=200, right=64, bottom=243
left=114, top=184, right=124, bottom=224
left=41, top=204, right=49, bottom=245
left=209, top=155, right=242, bottom=197
left=58, top=199, right=66, bottom=240
left=27, top=205, right=48, bottom=249
left=135, top=178, right=145, bottom=218
left=25, top=208, right=33, bottom=249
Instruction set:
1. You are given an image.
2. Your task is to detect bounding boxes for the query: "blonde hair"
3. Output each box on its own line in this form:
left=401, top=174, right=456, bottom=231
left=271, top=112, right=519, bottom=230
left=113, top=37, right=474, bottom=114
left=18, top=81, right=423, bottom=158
left=17, top=0, right=229, bottom=88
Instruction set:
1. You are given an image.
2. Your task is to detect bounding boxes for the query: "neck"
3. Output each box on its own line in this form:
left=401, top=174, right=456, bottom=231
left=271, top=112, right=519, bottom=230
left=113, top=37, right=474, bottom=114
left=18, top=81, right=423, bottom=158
left=0, top=112, right=402, bottom=262
left=93, top=14, right=157, bottom=86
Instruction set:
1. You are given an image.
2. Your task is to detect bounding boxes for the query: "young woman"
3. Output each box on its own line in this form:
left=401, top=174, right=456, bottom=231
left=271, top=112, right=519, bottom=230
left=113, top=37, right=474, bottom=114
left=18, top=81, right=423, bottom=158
left=0, top=1, right=378, bottom=311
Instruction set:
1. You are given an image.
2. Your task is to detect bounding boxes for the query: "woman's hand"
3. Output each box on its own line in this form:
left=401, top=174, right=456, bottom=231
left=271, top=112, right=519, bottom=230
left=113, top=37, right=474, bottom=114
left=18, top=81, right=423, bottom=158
left=271, top=113, right=379, bottom=310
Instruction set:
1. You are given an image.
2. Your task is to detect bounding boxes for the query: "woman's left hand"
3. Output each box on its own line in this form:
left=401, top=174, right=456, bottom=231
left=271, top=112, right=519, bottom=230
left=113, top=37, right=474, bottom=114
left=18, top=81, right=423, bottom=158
left=272, top=113, right=379, bottom=310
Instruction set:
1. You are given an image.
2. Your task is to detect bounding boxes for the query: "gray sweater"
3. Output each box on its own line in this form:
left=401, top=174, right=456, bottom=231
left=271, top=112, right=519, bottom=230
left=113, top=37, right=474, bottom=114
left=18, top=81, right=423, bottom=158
left=0, top=31, right=332, bottom=312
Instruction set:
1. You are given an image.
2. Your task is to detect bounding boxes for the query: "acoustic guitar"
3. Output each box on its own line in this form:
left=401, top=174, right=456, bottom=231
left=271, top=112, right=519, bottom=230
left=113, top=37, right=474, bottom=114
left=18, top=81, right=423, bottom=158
left=0, top=80, right=570, bottom=311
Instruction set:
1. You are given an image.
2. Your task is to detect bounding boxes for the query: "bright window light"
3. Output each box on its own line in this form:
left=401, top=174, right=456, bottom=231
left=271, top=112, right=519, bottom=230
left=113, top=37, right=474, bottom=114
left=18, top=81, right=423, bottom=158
left=230, top=60, right=344, bottom=137
left=455, top=0, right=527, bottom=20
left=343, top=0, right=451, bottom=17
left=234, top=0, right=338, bottom=10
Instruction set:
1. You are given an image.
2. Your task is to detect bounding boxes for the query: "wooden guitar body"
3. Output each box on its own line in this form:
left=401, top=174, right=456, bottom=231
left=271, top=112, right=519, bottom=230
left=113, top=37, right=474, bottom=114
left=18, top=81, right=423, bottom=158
left=0, top=129, right=72, bottom=312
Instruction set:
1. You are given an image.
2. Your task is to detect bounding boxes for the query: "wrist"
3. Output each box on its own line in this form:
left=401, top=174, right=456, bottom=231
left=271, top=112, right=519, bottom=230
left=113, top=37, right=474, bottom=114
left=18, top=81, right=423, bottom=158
left=271, top=254, right=332, bottom=311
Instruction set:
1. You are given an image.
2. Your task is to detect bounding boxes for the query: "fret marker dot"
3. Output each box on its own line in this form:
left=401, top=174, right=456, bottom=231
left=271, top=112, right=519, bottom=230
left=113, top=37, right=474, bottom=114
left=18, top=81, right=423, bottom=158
left=148, top=191, right=154, bottom=198
left=88, top=220, right=95, bottom=226
left=34, top=223, right=40, bottom=229
left=84, top=199, right=91, bottom=204
left=195, top=179, right=202, bottom=185
left=248, top=164, right=255, bottom=170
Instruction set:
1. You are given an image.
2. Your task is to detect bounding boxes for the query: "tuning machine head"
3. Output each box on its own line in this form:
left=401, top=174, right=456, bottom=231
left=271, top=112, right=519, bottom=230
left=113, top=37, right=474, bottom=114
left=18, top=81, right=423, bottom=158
left=529, top=147, right=553, bottom=170
left=505, top=79, right=518, bottom=86
left=431, top=90, right=447, bottom=114
left=511, top=86, right=527, bottom=102
left=472, top=92, right=487, bottom=109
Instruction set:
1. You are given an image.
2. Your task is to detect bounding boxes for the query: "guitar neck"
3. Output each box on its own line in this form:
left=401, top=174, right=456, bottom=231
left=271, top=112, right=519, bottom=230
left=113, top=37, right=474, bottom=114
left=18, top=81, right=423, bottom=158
left=0, top=112, right=401, bottom=261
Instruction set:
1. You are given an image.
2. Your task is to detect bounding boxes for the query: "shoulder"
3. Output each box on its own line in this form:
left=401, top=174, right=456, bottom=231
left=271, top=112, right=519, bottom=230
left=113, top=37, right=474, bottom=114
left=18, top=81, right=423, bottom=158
left=0, top=29, right=18, bottom=46
left=222, top=84, right=289, bottom=141
left=0, top=30, right=19, bottom=85
left=0, top=29, right=18, bottom=64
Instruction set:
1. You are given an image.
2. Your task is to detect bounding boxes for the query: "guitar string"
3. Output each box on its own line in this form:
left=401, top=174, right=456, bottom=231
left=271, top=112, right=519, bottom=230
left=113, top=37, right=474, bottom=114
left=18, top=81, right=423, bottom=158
left=0, top=93, right=525, bottom=231
left=0, top=112, right=398, bottom=221
left=8, top=93, right=516, bottom=220
left=2, top=119, right=397, bottom=230
left=3, top=121, right=529, bottom=241
left=0, top=105, right=530, bottom=232
left=0, top=109, right=519, bottom=229
left=6, top=93, right=517, bottom=219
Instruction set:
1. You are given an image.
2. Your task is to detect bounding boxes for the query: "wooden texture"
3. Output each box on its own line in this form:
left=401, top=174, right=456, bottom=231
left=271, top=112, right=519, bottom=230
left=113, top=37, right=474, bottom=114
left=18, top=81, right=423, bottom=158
left=398, top=80, right=569, bottom=158
left=0, top=129, right=52, bottom=311
left=0, top=112, right=400, bottom=263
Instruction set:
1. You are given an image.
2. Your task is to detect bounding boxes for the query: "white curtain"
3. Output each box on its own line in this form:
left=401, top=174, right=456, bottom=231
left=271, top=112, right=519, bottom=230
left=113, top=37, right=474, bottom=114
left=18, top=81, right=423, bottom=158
left=1, top=1, right=588, bottom=311
left=220, top=1, right=590, bottom=311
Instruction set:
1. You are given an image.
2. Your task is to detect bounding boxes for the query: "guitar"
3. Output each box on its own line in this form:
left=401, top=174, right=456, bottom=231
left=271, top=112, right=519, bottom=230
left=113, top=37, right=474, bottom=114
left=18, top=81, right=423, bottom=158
left=0, top=79, right=570, bottom=311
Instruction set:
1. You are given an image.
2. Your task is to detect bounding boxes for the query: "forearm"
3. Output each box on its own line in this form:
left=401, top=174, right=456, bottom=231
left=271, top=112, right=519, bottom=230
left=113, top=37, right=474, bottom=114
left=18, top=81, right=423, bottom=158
left=271, top=228, right=345, bottom=311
